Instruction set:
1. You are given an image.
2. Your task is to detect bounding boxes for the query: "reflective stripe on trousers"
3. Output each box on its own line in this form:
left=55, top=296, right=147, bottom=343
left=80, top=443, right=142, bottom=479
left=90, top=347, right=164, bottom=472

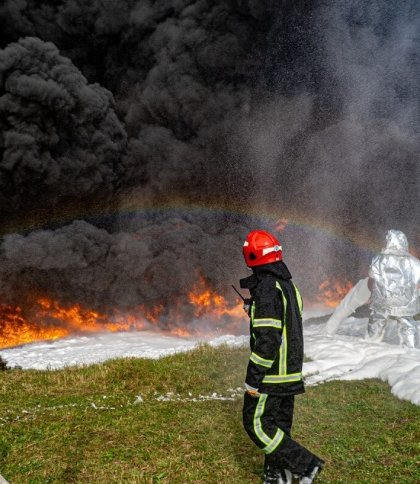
left=243, top=393, right=322, bottom=476
left=253, top=394, right=285, bottom=453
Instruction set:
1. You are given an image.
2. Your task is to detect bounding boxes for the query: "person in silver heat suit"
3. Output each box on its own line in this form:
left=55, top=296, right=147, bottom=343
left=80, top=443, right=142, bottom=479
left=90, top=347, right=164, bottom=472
left=367, top=230, right=420, bottom=348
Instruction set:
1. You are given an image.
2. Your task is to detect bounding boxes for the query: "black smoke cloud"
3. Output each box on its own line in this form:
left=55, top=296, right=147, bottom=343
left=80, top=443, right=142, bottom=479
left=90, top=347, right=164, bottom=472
left=0, top=1, right=418, bottom=329
left=0, top=217, right=250, bottom=326
left=0, top=36, right=127, bottom=211
left=0, top=0, right=270, bottom=210
left=0, top=211, right=366, bottom=323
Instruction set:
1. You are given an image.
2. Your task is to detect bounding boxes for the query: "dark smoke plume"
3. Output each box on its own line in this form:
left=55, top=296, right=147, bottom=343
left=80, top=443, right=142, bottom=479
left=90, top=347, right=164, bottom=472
left=0, top=36, right=127, bottom=211
left=0, top=217, right=250, bottom=324
left=0, top=1, right=418, bottom=333
left=0, top=0, right=272, bottom=213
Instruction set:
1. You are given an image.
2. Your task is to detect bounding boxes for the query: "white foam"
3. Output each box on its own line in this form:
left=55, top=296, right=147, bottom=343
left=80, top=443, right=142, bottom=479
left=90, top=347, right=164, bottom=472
left=303, top=317, right=420, bottom=405
left=1, top=316, right=419, bottom=405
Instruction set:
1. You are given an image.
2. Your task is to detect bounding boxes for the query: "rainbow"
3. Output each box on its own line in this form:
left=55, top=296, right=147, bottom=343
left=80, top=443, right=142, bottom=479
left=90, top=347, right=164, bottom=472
left=1, top=196, right=379, bottom=255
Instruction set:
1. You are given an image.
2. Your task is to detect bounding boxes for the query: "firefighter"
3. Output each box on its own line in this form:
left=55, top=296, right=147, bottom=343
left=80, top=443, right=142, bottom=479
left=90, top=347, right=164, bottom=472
left=367, top=230, right=420, bottom=348
left=240, top=229, right=324, bottom=484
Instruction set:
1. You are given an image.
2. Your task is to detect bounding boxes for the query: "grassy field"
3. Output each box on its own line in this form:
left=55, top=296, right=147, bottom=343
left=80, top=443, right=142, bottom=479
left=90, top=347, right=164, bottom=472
left=0, top=345, right=419, bottom=483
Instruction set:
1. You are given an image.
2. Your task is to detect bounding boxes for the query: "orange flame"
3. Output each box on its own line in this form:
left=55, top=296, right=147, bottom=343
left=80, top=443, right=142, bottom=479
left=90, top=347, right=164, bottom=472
left=0, top=298, right=151, bottom=349
left=171, top=327, right=192, bottom=338
left=139, top=304, right=164, bottom=324
left=0, top=303, right=69, bottom=348
left=317, top=278, right=353, bottom=308
left=188, top=276, right=244, bottom=320
left=0, top=278, right=248, bottom=349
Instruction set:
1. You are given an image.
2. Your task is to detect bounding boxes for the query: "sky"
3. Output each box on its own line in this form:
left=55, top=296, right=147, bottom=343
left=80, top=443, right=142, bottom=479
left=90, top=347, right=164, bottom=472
left=0, top=1, right=419, bottom=334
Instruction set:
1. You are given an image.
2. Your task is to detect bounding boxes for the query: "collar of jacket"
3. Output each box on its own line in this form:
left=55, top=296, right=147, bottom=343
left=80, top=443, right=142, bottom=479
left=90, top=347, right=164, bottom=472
left=240, top=261, right=292, bottom=290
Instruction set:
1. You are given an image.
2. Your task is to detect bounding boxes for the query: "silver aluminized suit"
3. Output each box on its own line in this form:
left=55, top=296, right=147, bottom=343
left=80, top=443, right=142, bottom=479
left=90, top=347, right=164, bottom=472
left=368, top=230, right=420, bottom=348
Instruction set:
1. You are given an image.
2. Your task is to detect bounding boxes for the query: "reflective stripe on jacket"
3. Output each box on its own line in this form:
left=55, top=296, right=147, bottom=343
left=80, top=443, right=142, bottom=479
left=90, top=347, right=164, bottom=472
left=241, top=261, right=305, bottom=396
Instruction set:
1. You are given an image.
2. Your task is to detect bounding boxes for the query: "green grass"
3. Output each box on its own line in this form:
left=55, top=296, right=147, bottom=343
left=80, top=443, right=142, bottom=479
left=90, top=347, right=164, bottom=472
left=0, top=345, right=419, bottom=483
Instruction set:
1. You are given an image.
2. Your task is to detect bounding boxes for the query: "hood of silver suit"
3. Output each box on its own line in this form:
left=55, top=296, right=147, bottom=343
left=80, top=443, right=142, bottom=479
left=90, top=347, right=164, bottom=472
left=382, top=230, right=409, bottom=255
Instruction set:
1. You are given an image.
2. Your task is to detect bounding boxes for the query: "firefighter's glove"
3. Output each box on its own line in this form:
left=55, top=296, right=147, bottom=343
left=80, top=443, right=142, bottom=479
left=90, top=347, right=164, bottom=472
left=245, top=383, right=260, bottom=398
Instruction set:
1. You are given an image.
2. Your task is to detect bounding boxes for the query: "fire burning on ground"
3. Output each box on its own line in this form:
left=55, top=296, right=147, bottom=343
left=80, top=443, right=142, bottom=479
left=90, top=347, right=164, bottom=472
left=188, top=276, right=244, bottom=320
left=0, top=275, right=355, bottom=350
left=316, top=278, right=353, bottom=308
left=0, top=278, right=246, bottom=349
left=0, top=299, right=147, bottom=350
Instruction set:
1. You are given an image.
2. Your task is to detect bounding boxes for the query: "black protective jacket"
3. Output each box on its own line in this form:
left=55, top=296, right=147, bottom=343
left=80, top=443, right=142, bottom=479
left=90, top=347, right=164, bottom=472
left=240, top=261, right=305, bottom=396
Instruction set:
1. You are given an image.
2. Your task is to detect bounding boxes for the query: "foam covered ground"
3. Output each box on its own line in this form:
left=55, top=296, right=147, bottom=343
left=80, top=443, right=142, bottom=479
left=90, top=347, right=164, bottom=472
left=1, top=315, right=419, bottom=405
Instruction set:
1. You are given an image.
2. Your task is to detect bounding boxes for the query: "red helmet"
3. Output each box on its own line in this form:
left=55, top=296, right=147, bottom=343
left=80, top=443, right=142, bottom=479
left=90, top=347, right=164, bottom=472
left=243, top=230, right=283, bottom=267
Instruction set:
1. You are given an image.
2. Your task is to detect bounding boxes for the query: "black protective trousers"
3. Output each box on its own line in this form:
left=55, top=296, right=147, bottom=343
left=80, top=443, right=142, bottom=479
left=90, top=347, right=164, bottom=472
left=243, top=392, right=320, bottom=476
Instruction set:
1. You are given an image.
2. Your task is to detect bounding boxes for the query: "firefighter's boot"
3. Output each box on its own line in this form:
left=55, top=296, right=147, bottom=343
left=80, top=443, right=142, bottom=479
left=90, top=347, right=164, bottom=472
left=299, top=458, right=324, bottom=483
left=264, top=465, right=292, bottom=484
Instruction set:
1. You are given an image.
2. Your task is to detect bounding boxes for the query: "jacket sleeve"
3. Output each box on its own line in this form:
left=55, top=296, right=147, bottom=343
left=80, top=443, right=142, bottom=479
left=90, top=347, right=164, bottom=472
left=245, top=281, right=284, bottom=390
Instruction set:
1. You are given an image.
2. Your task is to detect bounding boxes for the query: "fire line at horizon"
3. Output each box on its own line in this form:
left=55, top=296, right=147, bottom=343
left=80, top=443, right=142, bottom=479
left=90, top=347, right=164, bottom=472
left=0, top=277, right=351, bottom=349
